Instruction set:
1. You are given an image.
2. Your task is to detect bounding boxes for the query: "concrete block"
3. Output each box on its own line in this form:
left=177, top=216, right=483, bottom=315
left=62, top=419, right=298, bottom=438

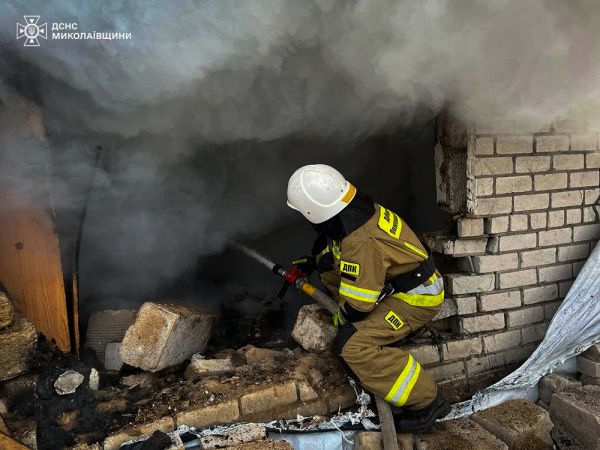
left=184, top=355, right=235, bottom=380
left=529, top=212, right=547, bottom=229
left=515, top=156, right=551, bottom=173
left=496, top=136, right=533, bottom=154
left=415, top=418, right=508, bottom=450
left=457, top=218, right=485, bottom=238
left=498, top=233, right=537, bottom=251
left=534, top=172, right=568, bottom=191
left=119, top=302, right=216, bottom=372
left=536, top=135, right=569, bottom=152
left=483, top=330, right=521, bottom=353
left=85, top=309, right=137, bottom=361
left=538, top=373, right=581, bottom=404
left=581, top=344, right=600, bottom=362
left=552, top=190, right=584, bottom=208
left=0, top=291, right=13, bottom=330
left=477, top=178, right=495, bottom=196
left=104, top=342, right=123, bottom=371
left=586, top=152, right=600, bottom=168
left=471, top=399, right=553, bottom=450
left=291, top=304, right=337, bottom=352
left=446, top=274, right=495, bottom=295
left=499, top=269, right=537, bottom=289
left=523, top=285, right=558, bottom=305
left=554, top=154, right=584, bottom=170
left=496, top=176, right=532, bottom=194
left=464, top=253, right=518, bottom=273
left=0, top=314, right=37, bottom=382
left=520, top=248, right=556, bottom=268
left=573, top=223, right=600, bottom=241
left=176, top=399, right=239, bottom=429
left=480, top=290, right=521, bottom=312
left=485, top=216, right=509, bottom=234
left=538, top=228, right=572, bottom=247
left=475, top=157, right=514, bottom=176
left=473, top=197, right=513, bottom=216
left=475, top=137, right=494, bottom=155
left=442, top=337, right=482, bottom=361
left=570, top=133, right=597, bottom=151
left=460, top=313, right=505, bottom=334
left=538, top=263, right=572, bottom=283
left=507, top=306, right=544, bottom=328
left=240, top=382, right=298, bottom=416
left=550, top=385, right=600, bottom=450
left=513, top=193, right=549, bottom=212
left=577, top=356, right=600, bottom=377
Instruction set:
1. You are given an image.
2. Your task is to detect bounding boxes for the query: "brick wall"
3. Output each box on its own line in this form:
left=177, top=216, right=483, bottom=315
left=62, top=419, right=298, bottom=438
left=415, top=116, right=600, bottom=385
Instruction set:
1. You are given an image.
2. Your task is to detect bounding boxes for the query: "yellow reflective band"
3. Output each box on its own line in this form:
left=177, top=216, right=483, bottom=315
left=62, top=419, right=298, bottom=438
left=404, top=241, right=427, bottom=259
left=331, top=241, right=341, bottom=260
left=378, top=206, right=402, bottom=239
left=339, top=281, right=379, bottom=303
left=318, top=245, right=330, bottom=258
left=340, top=260, right=360, bottom=276
left=392, top=290, right=445, bottom=307
left=384, top=355, right=422, bottom=406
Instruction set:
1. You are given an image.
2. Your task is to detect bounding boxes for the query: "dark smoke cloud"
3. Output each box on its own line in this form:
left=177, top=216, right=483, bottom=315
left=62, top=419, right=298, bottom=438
left=0, top=1, right=599, bottom=310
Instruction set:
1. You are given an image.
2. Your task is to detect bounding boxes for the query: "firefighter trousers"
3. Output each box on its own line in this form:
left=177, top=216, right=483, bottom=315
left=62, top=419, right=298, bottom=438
left=332, top=296, right=440, bottom=410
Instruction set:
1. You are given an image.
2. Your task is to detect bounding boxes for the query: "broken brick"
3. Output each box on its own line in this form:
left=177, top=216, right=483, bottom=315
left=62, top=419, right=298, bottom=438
left=0, top=314, right=37, bottom=382
left=291, top=304, right=336, bottom=352
left=239, top=382, right=298, bottom=416
left=184, top=354, right=235, bottom=380
left=176, top=399, right=240, bottom=429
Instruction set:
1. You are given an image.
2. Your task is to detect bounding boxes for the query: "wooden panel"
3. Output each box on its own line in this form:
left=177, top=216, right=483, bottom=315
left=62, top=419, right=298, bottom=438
left=0, top=201, right=71, bottom=352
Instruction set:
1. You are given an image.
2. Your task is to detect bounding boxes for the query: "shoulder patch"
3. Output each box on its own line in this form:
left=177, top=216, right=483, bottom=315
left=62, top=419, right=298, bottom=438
left=378, top=206, right=402, bottom=239
left=340, top=260, right=360, bottom=277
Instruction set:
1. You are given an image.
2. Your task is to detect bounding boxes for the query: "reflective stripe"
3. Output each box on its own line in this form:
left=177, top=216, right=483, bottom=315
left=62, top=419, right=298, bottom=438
left=331, top=241, right=341, bottom=260
left=404, top=241, right=428, bottom=259
left=318, top=245, right=331, bottom=258
left=339, top=281, right=379, bottom=303
left=407, top=274, right=444, bottom=295
left=384, top=355, right=421, bottom=406
left=392, top=289, right=445, bottom=307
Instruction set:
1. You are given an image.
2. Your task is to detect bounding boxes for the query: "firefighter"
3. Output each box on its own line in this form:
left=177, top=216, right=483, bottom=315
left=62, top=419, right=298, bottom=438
left=287, top=164, right=451, bottom=431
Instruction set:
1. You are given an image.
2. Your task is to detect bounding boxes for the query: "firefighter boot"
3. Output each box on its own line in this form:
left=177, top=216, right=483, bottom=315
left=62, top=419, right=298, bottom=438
left=393, top=390, right=451, bottom=432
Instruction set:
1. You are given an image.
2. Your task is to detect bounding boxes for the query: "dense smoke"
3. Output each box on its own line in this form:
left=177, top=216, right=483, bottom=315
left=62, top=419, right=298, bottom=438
left=0, top=1, right=599, bottom=310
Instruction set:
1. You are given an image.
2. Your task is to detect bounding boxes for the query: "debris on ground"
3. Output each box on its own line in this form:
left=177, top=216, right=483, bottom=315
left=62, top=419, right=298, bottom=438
left=54, top=370, right=85, bottom=395
left=291, top=304, right=337, bottom=352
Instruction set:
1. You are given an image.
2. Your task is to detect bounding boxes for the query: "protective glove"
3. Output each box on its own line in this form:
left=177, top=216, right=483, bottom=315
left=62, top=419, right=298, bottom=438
left=292, top=255, right=317, bottom=276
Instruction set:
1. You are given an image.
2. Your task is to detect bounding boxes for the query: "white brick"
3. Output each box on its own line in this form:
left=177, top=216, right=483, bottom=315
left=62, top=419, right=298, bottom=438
left=515, top=156, right=551, bottom=173
left=551, top=190, right=584, bottom=208
left=510, top=214, right=528, bottom=231
left=586, top=152, right=600, bottom=168
left=570, top=171, right=600, bottom=188
left=496, top=175, right=532, bottom=194
left=476, top=178, right=494, bottom=196
left=438, top=237, right=489, bottom=256
left=446, top=274, right=495, bottom=295
left=461, top=313, right=506, bottom=333
left=573, top=223, right=600, bottom=242
left=553, top=154, right=584, bottom=170
left=559, top=281, right=574, bottom=297
left=558, top=243, right=591, bottom=261
left=427, top=362, right=465, bottom=381
left=457, top=218, right=485, bottom=238
left=455, top=296, right=477, bottom=315
left=529, top=212, right=547, bottom=229
left=483, top=330, right=521, bottom=352
left=480, top=290, right=521, bottom=312
left=536, top=135, right=569, bottom=152
left=507, top=306, right=544, bottom=327
left=548, top=210, right=565, bottom=228
left=475, top=137, right=494, bottom=155
left=475, top=157, right=514, bottom=176
left=538, top=263, right=572, bottom=282
left=499, top=269, right=537, bottom=289
left=513, top=193, right=549, bottom=212
left=534, top=173, right=568, bottom=191
left=469, top=253, right=519, bottom=273
left=496, top=136, right=533, bottom=154
left=498, top=233, right=537, bottom=251
left=473, top=197, right=513, bottom=216
left=538, top=228, right=572, bottom=246
left=585, top=188, right=600, bottom=205
left=466, top=353, right=507, bottom=376
left=566, top=208, right=582, bottom=225
left=520, top=248, right=556, bottom=268
left=521, top=323, right=548, bottom=344
left=442, top=337, right=483, bottom=360
left=570, top=133, right=597, bottom=151
left=523, top=284, right=558, bottom=305
left=485, top=216, right=509, bottom=234
left=583, top=206, right=599, bottom=222
left=573, top=261, right=586, bottom=276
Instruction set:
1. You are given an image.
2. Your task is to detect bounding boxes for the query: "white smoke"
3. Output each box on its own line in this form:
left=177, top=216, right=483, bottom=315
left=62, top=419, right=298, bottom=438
left=0, top=0, right=599, bottom=308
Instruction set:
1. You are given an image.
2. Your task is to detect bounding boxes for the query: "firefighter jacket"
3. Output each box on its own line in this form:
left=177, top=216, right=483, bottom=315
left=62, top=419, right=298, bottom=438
left=313, top=190, right=444, bottom=324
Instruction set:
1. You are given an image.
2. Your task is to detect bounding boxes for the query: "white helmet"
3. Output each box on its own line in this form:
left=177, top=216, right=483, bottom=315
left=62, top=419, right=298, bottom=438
left=287, top=164, right=356, bottom=224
